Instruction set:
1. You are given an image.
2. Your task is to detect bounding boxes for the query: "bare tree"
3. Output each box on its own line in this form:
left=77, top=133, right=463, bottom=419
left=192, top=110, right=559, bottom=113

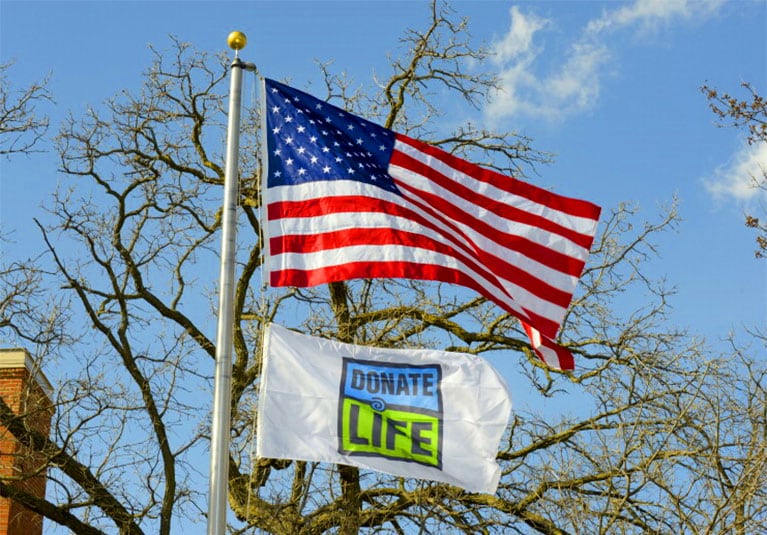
left=702, top=82, right=767, bottom=258
left=0, top=61, right=51, bottom=157
left=1, top=62, right=67, bottom=355
left=1, top=3, right=765, bottom=534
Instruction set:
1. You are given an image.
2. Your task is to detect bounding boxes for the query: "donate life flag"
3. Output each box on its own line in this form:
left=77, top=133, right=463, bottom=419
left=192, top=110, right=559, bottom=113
left=262, top=78, right=601, bottom=370
left=256, top=323, right=512, bottom=494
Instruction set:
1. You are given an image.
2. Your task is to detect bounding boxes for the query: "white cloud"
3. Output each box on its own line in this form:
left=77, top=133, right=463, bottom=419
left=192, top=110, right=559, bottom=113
left=487, top=7, right=609, bottom=122
left=487, top=0, right=725, bottom=123
left=493, top=5, right=548, bottom=62
left=705, top=141, right=767, bottom=203
left=547, top=41, right=608, bottom=112
left=587, top=0, right=725, bottom=36
left=486, top=7, right=551, bottom=119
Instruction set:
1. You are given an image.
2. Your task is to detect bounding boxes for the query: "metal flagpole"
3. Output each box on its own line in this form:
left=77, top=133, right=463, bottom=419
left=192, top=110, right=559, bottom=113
left=207, top=31, right=255, bottom=535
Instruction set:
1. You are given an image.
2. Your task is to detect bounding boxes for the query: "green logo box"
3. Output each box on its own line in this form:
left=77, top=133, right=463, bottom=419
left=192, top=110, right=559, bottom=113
left=338, top=358, right=443, bottom=469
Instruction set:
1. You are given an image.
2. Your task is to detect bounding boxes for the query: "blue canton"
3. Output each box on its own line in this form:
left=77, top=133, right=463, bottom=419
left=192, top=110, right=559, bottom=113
left=265, top=79, right=399, bottom=194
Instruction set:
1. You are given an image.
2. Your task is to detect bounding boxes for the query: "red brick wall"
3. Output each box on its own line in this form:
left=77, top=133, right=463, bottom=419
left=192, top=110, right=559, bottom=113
left=0, top=351, right=53, bottom=535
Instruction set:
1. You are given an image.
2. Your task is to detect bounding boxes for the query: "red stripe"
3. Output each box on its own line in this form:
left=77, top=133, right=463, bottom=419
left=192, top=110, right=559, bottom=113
left=522, top=322, right=575, bottom=370
left=535, top=341, right=574, bottom=370
left=270, top=261, right=562, bottom=338
left=394, top=182, right=588, bottom=277
left=269, top=195, right=585, bottom=278
left=267, top=195, right=386, bottom=219
left=271, top=226, right=573, bottom=309
left=395, top=134, right=601, bottom=221
left=391, top=148, right=597, bottom=250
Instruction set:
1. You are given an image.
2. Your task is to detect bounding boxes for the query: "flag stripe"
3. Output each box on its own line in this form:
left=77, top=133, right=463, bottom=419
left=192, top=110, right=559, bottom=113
left=270, top=227, right=572, bottom=324
left=267, top=181, right=588, bottom=280
left=522, top=322, right=575, bottom=370
left=389, top=177, right=590, bottom=275
left=268, top=184, right=580, bottom=332
left=395, top=135, right=601, bottom=220
left=269, top=235, right=550, bottom=317
left=270, top=225, right=574, bottom=308
left=270, top=258, right=562, bottom=337
left=391, top=143, right=598, bottom=250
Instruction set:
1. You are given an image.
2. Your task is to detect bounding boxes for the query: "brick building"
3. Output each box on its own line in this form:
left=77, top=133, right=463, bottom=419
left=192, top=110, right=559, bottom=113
left=0, top=349, right=53, bottom=535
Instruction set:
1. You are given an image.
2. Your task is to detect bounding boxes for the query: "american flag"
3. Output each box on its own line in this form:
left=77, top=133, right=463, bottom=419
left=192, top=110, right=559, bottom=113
left=263, top=78, right=601, bottom=370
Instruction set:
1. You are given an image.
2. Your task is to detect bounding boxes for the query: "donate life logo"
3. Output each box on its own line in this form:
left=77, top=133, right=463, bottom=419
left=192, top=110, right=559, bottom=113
left=338, top=358, right=443, bottom=469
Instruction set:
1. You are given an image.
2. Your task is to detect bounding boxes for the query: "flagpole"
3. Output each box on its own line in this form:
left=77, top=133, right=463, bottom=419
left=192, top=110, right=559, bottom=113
left=207, top=31, right=255, bottom=535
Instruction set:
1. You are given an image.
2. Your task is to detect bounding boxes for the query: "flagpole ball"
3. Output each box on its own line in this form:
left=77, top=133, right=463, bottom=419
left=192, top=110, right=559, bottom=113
left=227, top=31, right=247, bottom=51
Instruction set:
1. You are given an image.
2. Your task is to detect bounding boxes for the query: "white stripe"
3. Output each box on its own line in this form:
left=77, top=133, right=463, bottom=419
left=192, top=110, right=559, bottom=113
left=270, top=244, right=568, bottom=326
left=268, top=181, right=583, bottom=289
left=266, top=178, right=390, bottom=204
left=532, top=343, right=561, bottom=369
left=389, top=162, right=594, bottom=262
left=268, top=180, right=583, bottom=324
left=394, top=139, right=600, bottom=234
left=268, top=211, right=580, bottom=294
left=268, top=179, right=592, bottom=265
left=525, top=324, right=565, bottom=369
left=527, top=326, right=542, bottom=347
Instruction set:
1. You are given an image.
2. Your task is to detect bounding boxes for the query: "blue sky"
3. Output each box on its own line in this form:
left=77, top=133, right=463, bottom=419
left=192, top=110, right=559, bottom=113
left=1, top=0, right=764, bottom=350
left=0, top=1, right=765, bottom=531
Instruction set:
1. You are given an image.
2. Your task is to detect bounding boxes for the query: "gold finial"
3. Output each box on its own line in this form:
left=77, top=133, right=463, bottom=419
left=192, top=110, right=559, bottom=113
left=227, top=31, right=247, bottom=51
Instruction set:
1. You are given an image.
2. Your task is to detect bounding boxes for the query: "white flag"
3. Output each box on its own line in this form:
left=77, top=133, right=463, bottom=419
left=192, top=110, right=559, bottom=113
left=256, top=323, right=512, bottom=494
